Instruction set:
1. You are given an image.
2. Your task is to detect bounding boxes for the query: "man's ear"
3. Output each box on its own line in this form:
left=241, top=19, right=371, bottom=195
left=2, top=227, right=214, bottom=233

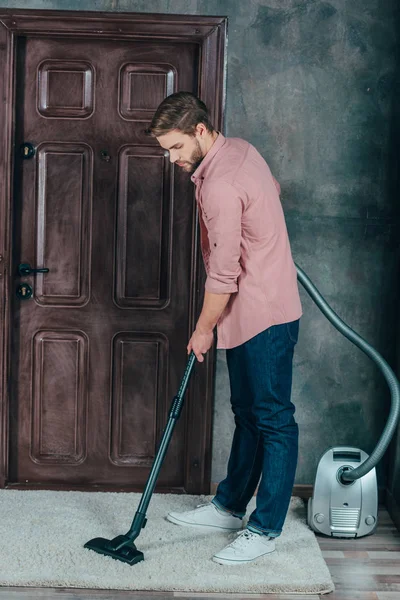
left=195, top=122, right=207, bottom=137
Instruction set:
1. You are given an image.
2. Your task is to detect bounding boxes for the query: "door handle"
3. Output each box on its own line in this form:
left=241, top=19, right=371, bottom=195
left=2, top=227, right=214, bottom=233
left=18, top=263, right=49, bottom=277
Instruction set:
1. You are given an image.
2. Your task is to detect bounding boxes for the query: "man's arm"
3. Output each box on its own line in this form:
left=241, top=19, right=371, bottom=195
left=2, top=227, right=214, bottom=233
left=197, top=291, right=232, bottom=333
left=188, top=291, right=231, bottom=362
left=188, top=179, right=245, bottom=361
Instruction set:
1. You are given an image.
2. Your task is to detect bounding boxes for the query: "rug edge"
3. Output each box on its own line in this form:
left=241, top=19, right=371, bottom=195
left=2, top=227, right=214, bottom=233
left=0, top=581, right=336, bottom=594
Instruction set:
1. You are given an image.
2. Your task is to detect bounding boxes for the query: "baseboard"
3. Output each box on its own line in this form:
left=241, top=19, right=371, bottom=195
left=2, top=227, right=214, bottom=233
left=209, top=483, right=314, bottom=499
left=292, top=485, right=314, bottom=499
left=386, top=488, right=400, bottom=532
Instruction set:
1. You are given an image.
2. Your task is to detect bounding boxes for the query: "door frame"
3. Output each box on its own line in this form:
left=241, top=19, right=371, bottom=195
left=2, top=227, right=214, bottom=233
left=0, top=9, right=227, bottom=493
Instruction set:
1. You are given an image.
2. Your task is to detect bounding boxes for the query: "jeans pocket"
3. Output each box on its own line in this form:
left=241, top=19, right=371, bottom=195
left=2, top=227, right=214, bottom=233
left=286, top=320, right=299, bottom=344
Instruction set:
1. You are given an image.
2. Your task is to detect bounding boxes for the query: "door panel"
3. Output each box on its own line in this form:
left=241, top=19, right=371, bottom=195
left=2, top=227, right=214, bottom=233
left=31, top=330, right=88, bottom=465
left=110, top=332, right=168, bottom=467
left=116, top=145, right=171, bottom=307
left=36, top=142, right=92, bottom=305
left=10, top=35, right=199, bottom=488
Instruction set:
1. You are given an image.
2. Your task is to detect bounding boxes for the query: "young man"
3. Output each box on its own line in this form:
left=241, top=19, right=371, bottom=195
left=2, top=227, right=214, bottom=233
left=149, top=92, right=302, bottom=565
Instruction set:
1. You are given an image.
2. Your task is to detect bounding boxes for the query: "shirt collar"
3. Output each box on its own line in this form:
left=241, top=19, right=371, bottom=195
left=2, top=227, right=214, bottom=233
left=190, top=133, right=226, bottom=184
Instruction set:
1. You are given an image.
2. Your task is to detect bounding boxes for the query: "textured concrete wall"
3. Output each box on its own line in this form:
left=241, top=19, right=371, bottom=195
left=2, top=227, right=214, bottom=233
left=2, top=0, right=399, bottom=488
left=388, top=72, right=400, bottom=517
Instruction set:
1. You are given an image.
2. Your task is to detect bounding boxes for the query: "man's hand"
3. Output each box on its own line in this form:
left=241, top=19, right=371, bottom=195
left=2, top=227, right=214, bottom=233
left=187, top=327, right=214, bottom=363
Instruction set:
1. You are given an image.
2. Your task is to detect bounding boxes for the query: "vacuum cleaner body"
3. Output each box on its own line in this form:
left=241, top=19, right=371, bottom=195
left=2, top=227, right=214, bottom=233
left=308, top=446, right=378, bottom=538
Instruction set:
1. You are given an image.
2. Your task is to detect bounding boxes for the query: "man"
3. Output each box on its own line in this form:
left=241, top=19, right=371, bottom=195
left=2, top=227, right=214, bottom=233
left=149, top=92, right=302, bottom=566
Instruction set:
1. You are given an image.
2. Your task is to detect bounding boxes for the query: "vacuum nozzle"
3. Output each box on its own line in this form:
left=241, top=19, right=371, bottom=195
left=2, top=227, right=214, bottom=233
left=84, top=535, right=144, bottom=565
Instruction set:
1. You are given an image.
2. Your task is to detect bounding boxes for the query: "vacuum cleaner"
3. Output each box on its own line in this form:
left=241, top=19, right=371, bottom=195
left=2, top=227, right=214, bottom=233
left=85, top=265, right=400, bottom=564
left=296, top=265, right=400, bottom=538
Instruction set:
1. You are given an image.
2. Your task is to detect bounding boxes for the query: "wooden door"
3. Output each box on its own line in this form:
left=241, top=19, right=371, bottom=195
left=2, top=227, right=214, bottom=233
left=2, top=18, right=222, bottom=492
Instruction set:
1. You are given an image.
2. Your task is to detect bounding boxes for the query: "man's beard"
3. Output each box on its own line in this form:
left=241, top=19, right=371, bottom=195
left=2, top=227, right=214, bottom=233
left=182, top=139, right=204, bottom=173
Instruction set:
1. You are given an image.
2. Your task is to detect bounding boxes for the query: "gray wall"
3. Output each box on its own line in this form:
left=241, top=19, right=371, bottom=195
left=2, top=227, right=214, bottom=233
left=388, top=65, right=400, bottom=519
left=2, top=0, right=399, bottom=489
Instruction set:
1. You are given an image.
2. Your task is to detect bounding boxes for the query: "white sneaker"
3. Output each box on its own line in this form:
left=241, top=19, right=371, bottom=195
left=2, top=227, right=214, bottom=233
left=212, top=529, right=276, bottom=565
left=166, top=502, right=243, bottom=532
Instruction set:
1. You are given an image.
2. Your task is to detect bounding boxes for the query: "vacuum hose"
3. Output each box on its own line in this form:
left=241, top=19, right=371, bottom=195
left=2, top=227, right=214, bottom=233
left=295, top=263, right=400, bottom=483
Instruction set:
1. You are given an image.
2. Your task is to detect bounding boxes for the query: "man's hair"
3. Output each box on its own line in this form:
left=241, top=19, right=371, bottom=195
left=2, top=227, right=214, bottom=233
left=149, top=91, right=215, bottom=137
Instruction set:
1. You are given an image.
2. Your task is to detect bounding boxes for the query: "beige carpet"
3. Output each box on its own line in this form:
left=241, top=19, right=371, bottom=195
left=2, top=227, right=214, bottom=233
left=0, top=490, right=334, bottom=594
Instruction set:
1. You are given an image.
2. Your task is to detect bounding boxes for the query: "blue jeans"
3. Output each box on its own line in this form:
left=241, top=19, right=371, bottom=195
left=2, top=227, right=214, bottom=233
left=212, top=320, right=300, bottom=538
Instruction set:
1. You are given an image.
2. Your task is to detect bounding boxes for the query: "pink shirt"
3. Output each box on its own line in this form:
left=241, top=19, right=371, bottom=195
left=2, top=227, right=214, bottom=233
left=191, top=133, right=302, bottom=350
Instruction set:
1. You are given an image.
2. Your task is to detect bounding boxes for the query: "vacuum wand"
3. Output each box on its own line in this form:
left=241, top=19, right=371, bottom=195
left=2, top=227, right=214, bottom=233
left=84, top=351, right=197, bottom=565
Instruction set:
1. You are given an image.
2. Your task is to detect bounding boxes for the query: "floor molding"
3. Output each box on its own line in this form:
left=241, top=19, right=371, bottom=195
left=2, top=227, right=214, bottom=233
left=209, top=483, right=314, bottom=499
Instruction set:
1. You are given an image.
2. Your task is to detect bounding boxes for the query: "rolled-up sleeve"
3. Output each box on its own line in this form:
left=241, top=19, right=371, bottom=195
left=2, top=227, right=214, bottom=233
left=201, top=180, right=244, bottom=294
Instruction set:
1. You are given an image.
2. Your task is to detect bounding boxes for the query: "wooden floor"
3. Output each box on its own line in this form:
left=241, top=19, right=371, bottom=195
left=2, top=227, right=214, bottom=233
left=0, top=508, right=398, bottom=600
